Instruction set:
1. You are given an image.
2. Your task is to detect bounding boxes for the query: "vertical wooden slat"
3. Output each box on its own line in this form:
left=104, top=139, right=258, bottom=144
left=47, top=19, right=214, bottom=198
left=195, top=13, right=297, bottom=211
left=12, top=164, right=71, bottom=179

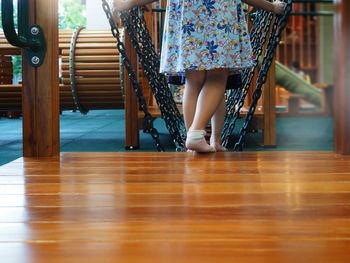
left=291, top=12, right=296, bottom=62
left=123, top=26, right=140, bottom=149
left=263, top=59, right=276, bottom=147
left=314, top=5, right=320, bottom=82
left=299, top=6, right=304, bottom=70
left=283, top=28, right=287, bottom=65
left=334, top=0, right=350, bottom=155
left=306, top=3, right=312, bottom=68
left=22, top=0, right=59, bottom=157
left=143, top=6, right=153, bottom=106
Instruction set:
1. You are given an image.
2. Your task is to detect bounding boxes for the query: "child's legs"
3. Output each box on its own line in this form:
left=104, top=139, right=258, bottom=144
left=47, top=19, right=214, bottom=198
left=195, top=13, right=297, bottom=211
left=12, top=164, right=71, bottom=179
left=210, top=95, right=225, bottom=142
left=190, top=68, right=228, bottom=131
left=210, top=95, right=228, bottom=151
left=183, top=70, right=206, bottom=131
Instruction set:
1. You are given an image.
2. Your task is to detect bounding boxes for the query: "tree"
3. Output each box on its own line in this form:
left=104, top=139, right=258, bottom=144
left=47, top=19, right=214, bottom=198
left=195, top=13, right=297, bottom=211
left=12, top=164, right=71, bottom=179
left=0, top=0, right=18, bottom=29
left=0, top=1, right=21, bottom=77
left=0, top=0, right=87, bottom=79
left=59, top=0, right=86, bottom=29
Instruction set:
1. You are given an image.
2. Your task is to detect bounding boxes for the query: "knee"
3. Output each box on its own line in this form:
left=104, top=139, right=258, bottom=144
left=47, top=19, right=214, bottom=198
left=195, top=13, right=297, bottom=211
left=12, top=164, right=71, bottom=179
left=185, top=70, right=206, bottom=88
left=206, top=68, right=229, bottom=85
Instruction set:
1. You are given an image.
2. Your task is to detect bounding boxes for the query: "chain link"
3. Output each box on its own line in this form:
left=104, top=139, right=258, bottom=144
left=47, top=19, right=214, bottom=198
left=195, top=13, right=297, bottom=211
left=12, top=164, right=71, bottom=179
left=102, top=0, right=291, bottom=152
left=102, top=0, right=165, bottom=151
left=69, top=25, right=88, bottom=114
left=124, top=8, right=186, bottom=151
left=222, top=10, right=274, bottom=147
left=233, top=0, right=293, bottom=151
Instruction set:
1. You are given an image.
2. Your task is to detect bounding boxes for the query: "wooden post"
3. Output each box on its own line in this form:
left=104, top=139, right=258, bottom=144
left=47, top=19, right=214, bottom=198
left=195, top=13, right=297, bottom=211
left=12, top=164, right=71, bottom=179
left=123, top=4, right=153, bottom=149
left=123, top=26, right=140, bottom=149
left=22, top=0, right=59, bottom=157
left=263, top=59, right=277, bottom=147
left=334, top=0, right=350, bottom=154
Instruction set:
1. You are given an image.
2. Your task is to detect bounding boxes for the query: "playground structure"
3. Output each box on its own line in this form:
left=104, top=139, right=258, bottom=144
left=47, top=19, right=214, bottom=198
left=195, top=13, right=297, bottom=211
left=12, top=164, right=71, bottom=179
left=1, top=2, right=350, bottom=262
left=0, top=0, right=348, bottom=155
left=0, top=29, right=124, bottom=112
left=1, top=1, right=288, bottom=151
left=274, top=0, right=334, bottom=114
left=0, top=0, right=335, bottom=151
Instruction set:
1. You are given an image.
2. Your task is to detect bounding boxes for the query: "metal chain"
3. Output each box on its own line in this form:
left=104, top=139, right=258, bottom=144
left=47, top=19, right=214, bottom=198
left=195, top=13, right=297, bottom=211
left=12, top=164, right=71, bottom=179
left=101, top=0, right=165, bottom=152
left=222, top=10, right=274, bottom=147
left=233, top=0, right=293, bottom=151
left=123, top=9, right=186, bottom=151
left=102, top=0, right=291, bottom=152
left=69, top=25, right=88, bottom=114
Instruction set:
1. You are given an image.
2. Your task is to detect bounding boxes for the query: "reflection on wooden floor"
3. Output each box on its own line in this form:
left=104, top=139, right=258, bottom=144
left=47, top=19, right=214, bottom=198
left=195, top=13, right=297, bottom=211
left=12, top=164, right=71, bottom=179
left=0, top=152, right=350, bottom=263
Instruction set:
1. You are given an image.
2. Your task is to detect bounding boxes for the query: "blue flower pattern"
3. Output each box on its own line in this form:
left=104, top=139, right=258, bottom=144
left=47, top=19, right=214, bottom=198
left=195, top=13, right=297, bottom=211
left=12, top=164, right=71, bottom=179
left=160, top=0, right=254, bottom=74
left=203, top=0, right=216, bottom=16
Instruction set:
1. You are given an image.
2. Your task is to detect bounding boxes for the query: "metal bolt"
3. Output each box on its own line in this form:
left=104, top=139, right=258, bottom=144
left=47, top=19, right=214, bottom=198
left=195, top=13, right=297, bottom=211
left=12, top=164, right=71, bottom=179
left=31, top=56, right=40, bottom=65
left=31, top=27, right=40, bottom=35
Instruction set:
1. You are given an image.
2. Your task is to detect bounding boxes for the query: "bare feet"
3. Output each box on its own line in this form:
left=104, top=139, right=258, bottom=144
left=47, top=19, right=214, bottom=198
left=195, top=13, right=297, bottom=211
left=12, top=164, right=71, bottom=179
left=186, top=130, right=216, bottom=153
left=210, top=141, right=228, bottom=152
left=210, top=134, right=228, bottom=152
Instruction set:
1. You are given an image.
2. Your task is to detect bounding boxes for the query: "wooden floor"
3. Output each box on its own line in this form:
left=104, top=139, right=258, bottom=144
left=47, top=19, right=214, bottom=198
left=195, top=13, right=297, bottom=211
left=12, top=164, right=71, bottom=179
left=0, top=151, right=350, bottom=263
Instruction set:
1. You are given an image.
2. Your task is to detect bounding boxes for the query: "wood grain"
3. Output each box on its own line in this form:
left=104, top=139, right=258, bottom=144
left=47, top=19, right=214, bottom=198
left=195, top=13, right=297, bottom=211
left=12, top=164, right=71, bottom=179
left=21, top=0, right=59, bottom=157
left=0, top=151, right=349, bottom=262
left=334, top=0, right=350, bottom=154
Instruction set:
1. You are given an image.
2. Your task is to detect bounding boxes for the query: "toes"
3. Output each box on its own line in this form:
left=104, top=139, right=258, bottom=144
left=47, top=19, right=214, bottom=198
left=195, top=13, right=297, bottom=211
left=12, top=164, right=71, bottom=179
left=187, top=138, right=216, bottom=153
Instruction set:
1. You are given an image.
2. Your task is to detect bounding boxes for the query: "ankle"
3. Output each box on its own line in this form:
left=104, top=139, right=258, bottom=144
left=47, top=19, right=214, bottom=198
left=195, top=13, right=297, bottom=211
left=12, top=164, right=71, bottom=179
left=186, top=130, right=206, bottom=145
left=210, top=136, right=222, bottom=144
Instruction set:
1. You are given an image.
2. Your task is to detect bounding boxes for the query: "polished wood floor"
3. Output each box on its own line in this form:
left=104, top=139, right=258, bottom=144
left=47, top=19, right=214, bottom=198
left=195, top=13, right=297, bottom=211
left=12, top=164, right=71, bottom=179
left=0, top=151, right=350, bottom=263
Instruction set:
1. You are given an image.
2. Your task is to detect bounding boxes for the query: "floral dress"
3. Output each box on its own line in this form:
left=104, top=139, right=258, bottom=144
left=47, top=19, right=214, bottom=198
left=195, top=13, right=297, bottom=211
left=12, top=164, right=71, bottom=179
left=160, top=0, right=254, bottom=75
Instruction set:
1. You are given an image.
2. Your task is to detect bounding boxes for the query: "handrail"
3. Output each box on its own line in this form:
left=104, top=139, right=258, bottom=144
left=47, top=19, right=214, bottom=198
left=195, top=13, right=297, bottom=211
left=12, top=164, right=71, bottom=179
left=1, top=0, right=46, bottom=67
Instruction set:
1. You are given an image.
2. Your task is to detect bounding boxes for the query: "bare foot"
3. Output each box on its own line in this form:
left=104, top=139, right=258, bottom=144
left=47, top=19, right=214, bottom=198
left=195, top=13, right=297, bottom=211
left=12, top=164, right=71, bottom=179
left=186, top=130, right=216, bottom=153
left=210, top=141, right=228, bottom=152
left=187, top=138, right=216, bottom=153
left=210, top=136, right=228, bottom=152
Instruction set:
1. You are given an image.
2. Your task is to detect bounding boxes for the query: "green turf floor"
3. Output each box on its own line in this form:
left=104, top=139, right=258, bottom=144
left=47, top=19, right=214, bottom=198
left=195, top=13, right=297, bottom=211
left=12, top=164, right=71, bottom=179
left=0, top=110, right=333, bottom=166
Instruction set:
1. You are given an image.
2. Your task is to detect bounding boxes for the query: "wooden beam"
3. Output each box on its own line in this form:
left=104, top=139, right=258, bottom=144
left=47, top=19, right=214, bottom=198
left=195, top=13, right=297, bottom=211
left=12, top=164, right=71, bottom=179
left=123, top=25, right=140, bottom=149
left=1, top=151, right=350, bottom=262
left=334, top=0, right=350, bottom=155
left=263, top=59, right=277, bottom=147
left=22, top=0, right=60, bottom=157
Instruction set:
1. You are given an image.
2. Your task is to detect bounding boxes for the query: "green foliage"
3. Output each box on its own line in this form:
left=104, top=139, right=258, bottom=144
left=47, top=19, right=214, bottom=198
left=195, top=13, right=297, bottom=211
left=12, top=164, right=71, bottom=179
left=0, top=0, right=86, bottom=79
left=0, top=1, right=21, bottom=77
left=59, top=0, right=86, bottom=29
left=12, top=56, right=22, bottom=75
left=0, top=0, right=18, bottom=29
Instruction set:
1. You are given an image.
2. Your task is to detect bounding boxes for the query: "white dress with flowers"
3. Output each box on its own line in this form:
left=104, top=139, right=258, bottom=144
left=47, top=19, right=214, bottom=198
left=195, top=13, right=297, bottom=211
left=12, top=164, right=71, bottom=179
left=159, top=0, right=254, bottom=75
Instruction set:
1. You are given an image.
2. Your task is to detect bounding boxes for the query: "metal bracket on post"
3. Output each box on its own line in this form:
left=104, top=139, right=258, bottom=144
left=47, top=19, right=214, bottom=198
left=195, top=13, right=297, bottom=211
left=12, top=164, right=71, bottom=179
left=1, top=0, right=46, bottom=67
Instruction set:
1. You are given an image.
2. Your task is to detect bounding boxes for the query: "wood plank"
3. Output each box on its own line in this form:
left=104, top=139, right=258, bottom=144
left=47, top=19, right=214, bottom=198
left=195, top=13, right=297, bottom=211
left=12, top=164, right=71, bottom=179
left=0, top=241, right=349, bottom=263
left=0, top=151, right=349, bottom=262
left=124, top=18, right=140, bottom=149
left=1, top=192, right=350, bottom=207
left=22, top=0, right=59, bottom=157
left=61, top=62, right=119, bottom=70
left=1, top=220, right=350, bottom=241
left=61, top=49, right=118, bottom=56
left=59, top=43, right=117, bottom=49
left=61, top=69, right=120, bottom=77
left=61, top=77, right=121, bottom=84
left=334, top=0, right=350, bottom=154
left=61, top=55, right=119, bottom=62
